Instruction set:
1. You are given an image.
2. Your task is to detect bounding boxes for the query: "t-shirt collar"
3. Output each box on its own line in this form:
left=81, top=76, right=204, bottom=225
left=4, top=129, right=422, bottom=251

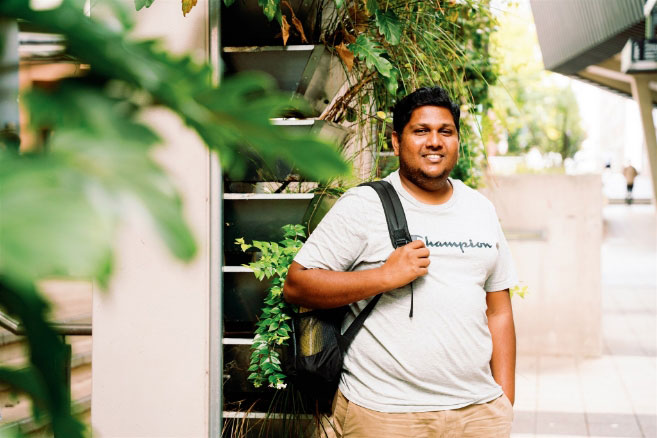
left=384, top=170, right=459, bottom=211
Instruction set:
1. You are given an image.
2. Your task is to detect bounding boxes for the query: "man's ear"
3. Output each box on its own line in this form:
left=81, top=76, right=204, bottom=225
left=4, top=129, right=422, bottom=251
left=391, top=131, right=400, bottom=156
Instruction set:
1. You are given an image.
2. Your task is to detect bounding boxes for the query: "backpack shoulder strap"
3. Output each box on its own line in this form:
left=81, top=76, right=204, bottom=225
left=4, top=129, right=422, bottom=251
left=340, top=180, right=413, bottom=349
left=359, top=181, right=411, bottom=249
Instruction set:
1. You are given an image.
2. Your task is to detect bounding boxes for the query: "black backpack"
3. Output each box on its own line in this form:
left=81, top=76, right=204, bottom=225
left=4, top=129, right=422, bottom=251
left=285, top=180, right=412, bottom=413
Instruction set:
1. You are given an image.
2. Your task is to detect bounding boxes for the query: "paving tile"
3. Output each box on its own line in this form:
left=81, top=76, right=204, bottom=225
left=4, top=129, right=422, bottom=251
left=636, top=414, right=656, bottom=438
left=517, top=355, right=538, bottom=412
left=586, top=412, right=642, bottom=437
left=512, top=410, right=537, bottom=434
left=537, top=357, right=585, bottom=413
left=536, top=412, right=588, bottom=436
left=577, top=356, right=633, bottom=414
left=611, top=356, right=657, bottom=416
left=511, top=206, right=655, bottom=438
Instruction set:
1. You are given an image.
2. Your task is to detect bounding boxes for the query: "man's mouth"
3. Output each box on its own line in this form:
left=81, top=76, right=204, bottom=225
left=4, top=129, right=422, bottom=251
left=423, top=154, right=444, bottom=163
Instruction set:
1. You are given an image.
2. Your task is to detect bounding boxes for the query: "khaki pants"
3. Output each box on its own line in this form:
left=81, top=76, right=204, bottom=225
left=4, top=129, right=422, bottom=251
left=318, top=390, right=513, bottom=438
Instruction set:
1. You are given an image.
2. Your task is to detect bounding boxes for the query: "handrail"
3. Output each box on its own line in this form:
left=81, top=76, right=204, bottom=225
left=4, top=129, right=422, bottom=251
left=0, top=311, right=91, bottom=336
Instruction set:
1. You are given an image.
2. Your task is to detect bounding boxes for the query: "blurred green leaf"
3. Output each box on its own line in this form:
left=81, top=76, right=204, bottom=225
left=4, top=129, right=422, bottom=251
left=0, top=1, right=349, bottom=182
left=1, top=81, right=197, bottom=285
left=0, top=148, right=117, bottom=286
left=366, top=0, right=378, bottom=15
left=134, top=0, right=155, bottom=10
left=0, top=279, right=86, bottom=437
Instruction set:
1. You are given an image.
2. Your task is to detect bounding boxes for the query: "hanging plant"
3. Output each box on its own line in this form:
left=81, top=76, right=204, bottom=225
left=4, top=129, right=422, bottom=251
left=235, top=224, right=305, bottom=389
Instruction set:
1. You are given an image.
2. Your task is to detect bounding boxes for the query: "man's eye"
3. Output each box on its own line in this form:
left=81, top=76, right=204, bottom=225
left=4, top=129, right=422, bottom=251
left=415, top=129, right=428, bottom=134
left=440, top=129, right=453, bottom=135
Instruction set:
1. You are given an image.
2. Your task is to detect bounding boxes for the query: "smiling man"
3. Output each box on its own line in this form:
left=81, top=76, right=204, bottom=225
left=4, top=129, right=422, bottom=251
left=284, top=87, right=518, bottom=437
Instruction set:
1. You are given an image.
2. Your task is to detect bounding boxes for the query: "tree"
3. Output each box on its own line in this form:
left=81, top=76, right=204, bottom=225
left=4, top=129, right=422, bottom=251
left=485, top=2, right=586, bottom=160
left=0, top=1, right=348, bottom=435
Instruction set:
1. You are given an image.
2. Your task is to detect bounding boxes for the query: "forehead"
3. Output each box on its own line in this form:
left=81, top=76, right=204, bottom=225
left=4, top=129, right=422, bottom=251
left=407, top=105, right=455, bottom=127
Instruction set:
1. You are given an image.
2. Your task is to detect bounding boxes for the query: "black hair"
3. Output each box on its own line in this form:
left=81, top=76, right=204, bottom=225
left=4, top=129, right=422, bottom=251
left=392, top=86, right=460, bottom=135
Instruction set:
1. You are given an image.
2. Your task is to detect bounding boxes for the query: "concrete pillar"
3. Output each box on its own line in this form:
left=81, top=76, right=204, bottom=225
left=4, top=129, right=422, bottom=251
left=629, top=74, right=657, bottom=206
left=91, top=1, right=222, bottom=437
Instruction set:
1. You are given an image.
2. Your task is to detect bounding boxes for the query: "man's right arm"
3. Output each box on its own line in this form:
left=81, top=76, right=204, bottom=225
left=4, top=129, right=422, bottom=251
left=283, top=240, right=430, bottom=309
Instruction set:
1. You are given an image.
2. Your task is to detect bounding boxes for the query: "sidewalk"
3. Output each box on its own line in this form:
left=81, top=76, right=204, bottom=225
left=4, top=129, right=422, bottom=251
left=511, top=203, right=657, bottom=438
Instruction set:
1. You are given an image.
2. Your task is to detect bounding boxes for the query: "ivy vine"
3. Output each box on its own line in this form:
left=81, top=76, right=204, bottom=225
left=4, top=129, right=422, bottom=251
left=235, top=224, right=305, bottom=389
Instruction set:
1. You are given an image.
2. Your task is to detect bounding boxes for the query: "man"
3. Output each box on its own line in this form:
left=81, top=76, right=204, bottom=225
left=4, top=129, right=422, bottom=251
left=623, top=164, right=638, bottom=205
left=284, top=86, right=517, bottom=437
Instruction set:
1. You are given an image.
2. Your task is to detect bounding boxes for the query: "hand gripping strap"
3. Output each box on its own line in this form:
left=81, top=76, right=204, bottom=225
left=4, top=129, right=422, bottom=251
left=359, top=181, right=415, bottom=317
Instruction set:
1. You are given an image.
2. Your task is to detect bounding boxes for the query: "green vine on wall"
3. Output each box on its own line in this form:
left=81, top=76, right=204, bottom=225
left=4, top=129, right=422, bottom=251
left=235, top=224, right=305, bottom=389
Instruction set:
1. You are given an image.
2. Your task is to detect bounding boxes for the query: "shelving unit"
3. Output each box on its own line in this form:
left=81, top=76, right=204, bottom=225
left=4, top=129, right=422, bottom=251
left=219, top=1, right=349, bottom=429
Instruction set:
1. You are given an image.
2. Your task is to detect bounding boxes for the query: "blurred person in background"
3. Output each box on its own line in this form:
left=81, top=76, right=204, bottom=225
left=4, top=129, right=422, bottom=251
left=623, top=164, right=638, bottom=205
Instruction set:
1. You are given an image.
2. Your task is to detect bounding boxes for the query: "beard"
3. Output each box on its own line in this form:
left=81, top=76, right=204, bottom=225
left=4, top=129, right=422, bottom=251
left=398, top=152, right=453, bottom=192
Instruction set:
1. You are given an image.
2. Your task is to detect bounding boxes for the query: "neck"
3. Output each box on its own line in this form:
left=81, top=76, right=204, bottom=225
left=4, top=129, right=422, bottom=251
left=398, top=173, right=453, bottom=205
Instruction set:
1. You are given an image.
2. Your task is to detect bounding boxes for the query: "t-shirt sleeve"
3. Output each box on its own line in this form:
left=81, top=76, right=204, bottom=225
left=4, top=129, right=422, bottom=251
left=294, top=188, right=370, bottom=272
left=484, top=212, right=518, bottom=292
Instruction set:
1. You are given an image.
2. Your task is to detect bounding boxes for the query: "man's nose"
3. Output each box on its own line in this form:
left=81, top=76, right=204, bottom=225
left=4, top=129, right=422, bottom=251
left=425, top=131, right=443, bottom=148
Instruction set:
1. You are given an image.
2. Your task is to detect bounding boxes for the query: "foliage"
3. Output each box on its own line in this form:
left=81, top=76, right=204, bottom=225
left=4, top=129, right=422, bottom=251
left=322, top=0, right=499, bottom=188
left=235, top=225, right=305, bottom=389
left=509, top=284, right=528, bottom=299
left=0, top=1, right=347, bottom=435
left=484, top=2, right=586, bottom=160
left=141, top=0, right=499, bottom=187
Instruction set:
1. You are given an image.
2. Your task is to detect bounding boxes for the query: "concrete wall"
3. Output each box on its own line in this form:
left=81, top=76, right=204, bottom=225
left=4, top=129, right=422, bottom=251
left=91, top=2, right=220, bottom=437
left=480, top=174, right=603, bottom=356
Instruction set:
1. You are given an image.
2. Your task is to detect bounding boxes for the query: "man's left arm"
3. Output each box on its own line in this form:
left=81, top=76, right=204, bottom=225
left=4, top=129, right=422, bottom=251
left=486, top=290, right=516, bottom=405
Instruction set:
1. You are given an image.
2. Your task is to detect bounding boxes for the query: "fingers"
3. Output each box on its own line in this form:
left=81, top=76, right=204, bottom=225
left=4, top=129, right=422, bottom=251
left=406, top=239, right=426, bottom=249
left=413, top=247, right=430, bottom=258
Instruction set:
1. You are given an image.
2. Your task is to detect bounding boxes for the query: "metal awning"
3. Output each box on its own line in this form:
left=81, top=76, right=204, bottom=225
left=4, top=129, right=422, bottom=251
left=529, top=0, right=657, bottom=105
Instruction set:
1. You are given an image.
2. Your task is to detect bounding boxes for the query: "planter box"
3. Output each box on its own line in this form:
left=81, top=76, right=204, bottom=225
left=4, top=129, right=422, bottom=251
left=222, top=45, right=346, bottom=117
left=222, top=266, right=271, bottom=336
left=221, top=0, right=325, bottom=46
left=222, top=192, right=337, bottom=335
left=223, top=193, right=315, bottom=256
left=225, top=118, right=350, bottom=183
left=223, top=341, right=320, bottom=423
left=223, top=193, right=313, bottom=335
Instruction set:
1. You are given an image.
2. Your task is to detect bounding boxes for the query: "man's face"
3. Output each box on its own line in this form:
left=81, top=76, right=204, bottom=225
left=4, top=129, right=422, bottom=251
left=392, top=105, right=459, bottom=192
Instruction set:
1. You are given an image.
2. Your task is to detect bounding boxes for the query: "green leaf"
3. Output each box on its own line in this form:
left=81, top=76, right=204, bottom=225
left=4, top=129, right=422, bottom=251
left=0, top=367, right=47, bottom=406
left=0, top=280, right=86, bottom=437
left=375, top=10, right=402, bottom=45
left=1, top=2, right=349, bottom=183
left=333, top=0, right=345, bottom=9
left=366, top=0, right=378, bottom=15
left=348, top=34, right=395, bottom=79
left=134, top=0, right=155, bottom=11
left=0, top=148, right=116, bottom=285
left=276, top=328, right=288, bottom=337
left=223, top=0, right=236, bottom=5
left=0, top=82, right=197, bottom=285
left=258, top=0, right=280, bottom=21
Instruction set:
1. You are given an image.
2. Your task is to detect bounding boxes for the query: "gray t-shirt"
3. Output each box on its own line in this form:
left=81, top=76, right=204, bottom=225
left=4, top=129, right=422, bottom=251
left=294, top=171, right=518, bottom=413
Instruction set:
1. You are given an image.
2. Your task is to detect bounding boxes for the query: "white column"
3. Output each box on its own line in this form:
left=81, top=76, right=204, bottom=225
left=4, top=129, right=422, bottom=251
left=91, top=1, right=222, bottom=437
left=629, top=74, right=657, bottom=206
